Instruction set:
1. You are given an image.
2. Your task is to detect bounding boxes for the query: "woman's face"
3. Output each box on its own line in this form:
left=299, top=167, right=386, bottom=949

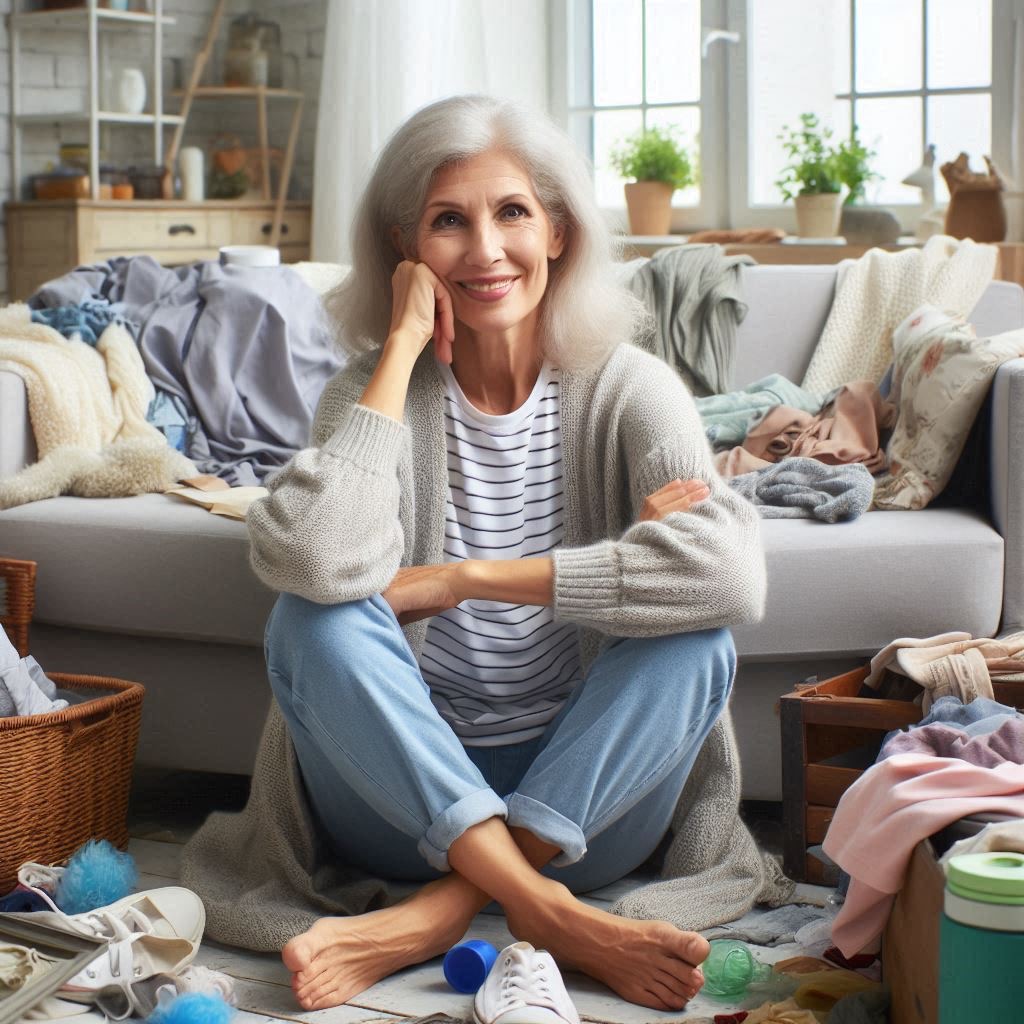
left=413, top=149, right=565, bottom=339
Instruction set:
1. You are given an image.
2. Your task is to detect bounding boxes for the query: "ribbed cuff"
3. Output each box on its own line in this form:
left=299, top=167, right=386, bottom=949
left=321, top=403, right=406, bottom=475
left=552, top=542, right=621, bottom=618
left=506, top=793, right=587, bottom=867
left=418, top=788, right=509, bottom=872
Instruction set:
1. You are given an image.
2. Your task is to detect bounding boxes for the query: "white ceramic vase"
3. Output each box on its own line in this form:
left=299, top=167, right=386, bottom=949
left=114, top=68, right=147, bottom=115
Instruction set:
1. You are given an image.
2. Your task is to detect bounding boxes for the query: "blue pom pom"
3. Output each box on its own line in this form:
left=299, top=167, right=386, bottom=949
left=148, top=993, right=234, bottom=1024
left=55, top=839, right=137, bottom=915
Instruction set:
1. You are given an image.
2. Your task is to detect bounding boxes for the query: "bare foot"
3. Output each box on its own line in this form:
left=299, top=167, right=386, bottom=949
left=282, top=883, right=470, bottom=1010
left=505, top=878, right=710, bottom=1012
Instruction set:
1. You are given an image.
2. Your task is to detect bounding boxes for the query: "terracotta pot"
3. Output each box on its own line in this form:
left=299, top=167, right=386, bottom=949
left=624, top=181, right=674, bottom=236
left=794, top=193, right=842, bottom=238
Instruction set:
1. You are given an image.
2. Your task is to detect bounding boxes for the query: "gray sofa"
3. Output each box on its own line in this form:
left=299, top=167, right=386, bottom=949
left=2, top=264, right=1022, bottom=799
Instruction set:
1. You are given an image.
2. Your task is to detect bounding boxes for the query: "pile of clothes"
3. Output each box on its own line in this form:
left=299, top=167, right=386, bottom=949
left=821, top=630, right=1024, bottom=957
left=0, top=255, right=343, bottom=510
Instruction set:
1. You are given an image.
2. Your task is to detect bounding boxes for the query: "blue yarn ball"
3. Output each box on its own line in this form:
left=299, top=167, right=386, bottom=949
left=148, top=993, right=234, bottom=1024
left=55, top=839, right=138, bottom=915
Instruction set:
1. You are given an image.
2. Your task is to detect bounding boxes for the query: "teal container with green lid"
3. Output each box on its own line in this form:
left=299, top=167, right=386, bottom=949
left=938, top=850, right=1024, bottom=1023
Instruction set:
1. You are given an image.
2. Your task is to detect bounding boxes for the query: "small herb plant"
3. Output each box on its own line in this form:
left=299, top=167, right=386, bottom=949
left=834, top=125, right=879, bottom=205
left=775, top=113, right=842, bottom=201
left=610, top=126, right=696, bottom=190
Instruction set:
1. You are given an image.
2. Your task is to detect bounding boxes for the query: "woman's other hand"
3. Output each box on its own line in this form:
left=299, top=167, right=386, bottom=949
left=389, top=260, right=456, bottom=364
left=382, top=563, right=466, bottom=626
left=638, top=478, right=711, bottom=522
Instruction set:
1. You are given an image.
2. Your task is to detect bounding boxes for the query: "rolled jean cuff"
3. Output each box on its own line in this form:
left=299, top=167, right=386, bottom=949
left=506, top=793, right=587, bottom=867
left=418, top=788, right=509, bottom=872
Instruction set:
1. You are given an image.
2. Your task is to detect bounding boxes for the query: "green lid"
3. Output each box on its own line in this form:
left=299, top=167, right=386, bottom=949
left=946, top=852, right=1024, bottom=902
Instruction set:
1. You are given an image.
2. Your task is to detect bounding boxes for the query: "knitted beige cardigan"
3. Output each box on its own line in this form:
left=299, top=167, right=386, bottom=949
left=181, top=342, right=793, bottom=949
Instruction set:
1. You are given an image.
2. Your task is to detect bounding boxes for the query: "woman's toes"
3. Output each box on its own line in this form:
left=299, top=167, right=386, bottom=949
left=282, top=935, right=315, bottom=974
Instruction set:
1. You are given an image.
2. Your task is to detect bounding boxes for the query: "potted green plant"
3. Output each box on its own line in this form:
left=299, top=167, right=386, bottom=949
left=775, top=113, right=843, bottom=238
left=835, top=126, right=900, bottom=244
left=610, top=126, right=696, bottom=236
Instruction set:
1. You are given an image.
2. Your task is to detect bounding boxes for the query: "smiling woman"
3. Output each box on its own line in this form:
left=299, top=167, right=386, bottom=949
left=193, top=95, right=775, bottom=1020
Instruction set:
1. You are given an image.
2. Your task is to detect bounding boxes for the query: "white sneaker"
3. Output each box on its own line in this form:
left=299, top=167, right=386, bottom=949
left=473, top=942, right=580, bottom=1024
left=6, top=887, right=205, bottom=1021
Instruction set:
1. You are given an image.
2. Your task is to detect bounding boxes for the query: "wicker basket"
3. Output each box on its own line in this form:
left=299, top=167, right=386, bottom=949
left=0, top=558, right=145, bottom=893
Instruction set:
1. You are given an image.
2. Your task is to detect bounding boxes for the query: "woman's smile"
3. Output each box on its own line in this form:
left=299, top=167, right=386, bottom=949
left=457, top=276, right=521, bottom=301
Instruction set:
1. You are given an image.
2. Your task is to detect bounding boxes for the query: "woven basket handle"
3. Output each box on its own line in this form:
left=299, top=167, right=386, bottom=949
left=66, top=710, right=115, bottom=750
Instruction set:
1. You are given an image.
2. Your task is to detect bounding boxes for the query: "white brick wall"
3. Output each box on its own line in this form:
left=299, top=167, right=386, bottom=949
left=0, top=0, right=326, bottom=301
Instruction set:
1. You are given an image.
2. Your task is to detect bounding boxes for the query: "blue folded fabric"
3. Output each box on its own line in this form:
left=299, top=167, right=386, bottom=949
left=30, top=298, right=132, bottom=346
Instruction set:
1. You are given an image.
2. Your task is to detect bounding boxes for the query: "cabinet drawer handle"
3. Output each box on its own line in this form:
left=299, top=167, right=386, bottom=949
left=168, top=224, right=196, bottom=236
left=261, top=222, right=289, bottom=236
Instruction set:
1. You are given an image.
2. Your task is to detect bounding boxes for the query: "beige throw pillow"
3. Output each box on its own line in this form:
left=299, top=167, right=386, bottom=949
left=872, top=304, right=1024, bottom=511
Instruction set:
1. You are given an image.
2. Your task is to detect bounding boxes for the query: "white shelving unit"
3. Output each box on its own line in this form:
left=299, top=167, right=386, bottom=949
left=7, top=1, right=179, bottom=201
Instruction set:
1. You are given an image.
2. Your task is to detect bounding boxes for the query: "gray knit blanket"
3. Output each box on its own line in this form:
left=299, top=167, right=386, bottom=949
left=180, top=701, right=794, bottom=952
left=624, top=244, right=754, bottom=398
left=728, top=458, right=876, bottom=523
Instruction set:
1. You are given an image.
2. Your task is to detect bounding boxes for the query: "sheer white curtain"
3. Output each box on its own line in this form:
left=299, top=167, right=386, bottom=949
left=312, top=0, right=550, bottom=263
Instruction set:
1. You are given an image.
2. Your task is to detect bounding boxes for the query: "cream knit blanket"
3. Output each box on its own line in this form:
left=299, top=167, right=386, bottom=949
left=0, top=304, right=194, bottom=507
left=801, top=235, right=998, bottom=393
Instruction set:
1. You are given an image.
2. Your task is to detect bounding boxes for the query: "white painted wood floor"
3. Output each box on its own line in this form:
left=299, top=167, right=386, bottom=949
left=129, top=833, right=830, bottom=1024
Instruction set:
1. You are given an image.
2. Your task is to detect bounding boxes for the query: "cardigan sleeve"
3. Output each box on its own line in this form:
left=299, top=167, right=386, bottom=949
left=246, top=355, right=408, bottom=604
left=552, top=354, right=766, bottom=637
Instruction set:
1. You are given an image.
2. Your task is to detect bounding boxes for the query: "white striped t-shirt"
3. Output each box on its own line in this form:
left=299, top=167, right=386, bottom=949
left=419, top=359, right=582, bottom=746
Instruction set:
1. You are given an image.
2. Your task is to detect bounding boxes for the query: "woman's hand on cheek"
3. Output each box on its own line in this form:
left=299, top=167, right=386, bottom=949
left=381, top=562, right=468, bottom=626
left=389, top=260, right=456, bottom=364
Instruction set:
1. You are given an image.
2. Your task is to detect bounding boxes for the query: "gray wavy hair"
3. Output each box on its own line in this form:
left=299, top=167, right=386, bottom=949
left=325, top=94, right=645, bottom=371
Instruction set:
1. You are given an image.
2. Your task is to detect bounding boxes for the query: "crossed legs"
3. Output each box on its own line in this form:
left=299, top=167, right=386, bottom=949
left=265, top=593, right=735, bottom=1011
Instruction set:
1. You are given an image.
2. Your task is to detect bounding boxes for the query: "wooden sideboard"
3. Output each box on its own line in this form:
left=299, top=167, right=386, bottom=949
left=620, top=235, right=1024, bottom=291
left=5, top=199, right=312, bottom=300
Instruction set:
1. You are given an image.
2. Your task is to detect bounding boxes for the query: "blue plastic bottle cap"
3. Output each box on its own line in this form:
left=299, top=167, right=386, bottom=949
left=443, top=939, right=499, bottom=994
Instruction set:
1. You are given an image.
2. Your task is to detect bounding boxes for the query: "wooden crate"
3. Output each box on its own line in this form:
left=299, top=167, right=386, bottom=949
left=780, top=665, right=1024, bottom=883
left=779, top=666, right=921, bottom=883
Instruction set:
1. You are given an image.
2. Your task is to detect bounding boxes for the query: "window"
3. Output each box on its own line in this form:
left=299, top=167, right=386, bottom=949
left=557, top=0, right=1014, bottom=232
left=559, top=0, right=726, bottom=230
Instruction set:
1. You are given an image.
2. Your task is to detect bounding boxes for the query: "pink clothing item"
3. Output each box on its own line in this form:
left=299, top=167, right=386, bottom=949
left=822, top=753, right=1024, bottom=956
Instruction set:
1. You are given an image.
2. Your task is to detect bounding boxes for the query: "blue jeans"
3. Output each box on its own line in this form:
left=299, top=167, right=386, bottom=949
left=266, top=593, right=735, bottom=894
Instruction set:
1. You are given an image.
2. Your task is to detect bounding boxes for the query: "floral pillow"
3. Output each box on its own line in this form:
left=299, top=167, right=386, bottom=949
left=872, top=304, right=1024, bottom=511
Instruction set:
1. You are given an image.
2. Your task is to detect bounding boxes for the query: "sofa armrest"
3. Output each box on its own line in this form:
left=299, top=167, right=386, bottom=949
left=991, top=357, right=1024, bottom=633
left=0, top=370, right=36, bottom=480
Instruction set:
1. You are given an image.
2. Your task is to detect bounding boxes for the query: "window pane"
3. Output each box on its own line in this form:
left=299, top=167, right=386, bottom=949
left=749, top=0, right=841, bottom=205
left=853, top=96, right=923, bottom=203
left=928, top=93, right=992, bottom=202
left=834, top=98, right=852, bottom=138
left=593, top=0, right=643, bottom=106
left=645, top=105, right=700, bottom=206
left=855, top=0, right=921, bottom=92
left=927, top=0, right=991, bottom=89
left=644, top=0, right=700, bottom=104
left=834, top=0, right=851, bottom=95
left=593, top=107, right=644, bottom=207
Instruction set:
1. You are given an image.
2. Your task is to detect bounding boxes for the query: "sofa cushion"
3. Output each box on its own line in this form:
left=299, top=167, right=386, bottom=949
left=0, top=498, right=1004, bottom=658
left=0, top=493, right=273, bottom=645
left=873, top=306, right=1024, bottom=511
left=733, top=508, right=1003, bottom=659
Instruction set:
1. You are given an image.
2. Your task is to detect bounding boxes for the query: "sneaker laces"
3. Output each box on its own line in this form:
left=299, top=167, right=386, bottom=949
left=17, top=861, right=64, bottom=911
left=498, top=955, right=560, bottom=1014
left=66, top=908, right=164, bottom=1021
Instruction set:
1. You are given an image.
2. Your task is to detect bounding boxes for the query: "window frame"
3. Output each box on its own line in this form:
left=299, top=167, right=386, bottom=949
left=552, top=0, right=729, bottom=232
left=556, top=0, right=1014, bottom=234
